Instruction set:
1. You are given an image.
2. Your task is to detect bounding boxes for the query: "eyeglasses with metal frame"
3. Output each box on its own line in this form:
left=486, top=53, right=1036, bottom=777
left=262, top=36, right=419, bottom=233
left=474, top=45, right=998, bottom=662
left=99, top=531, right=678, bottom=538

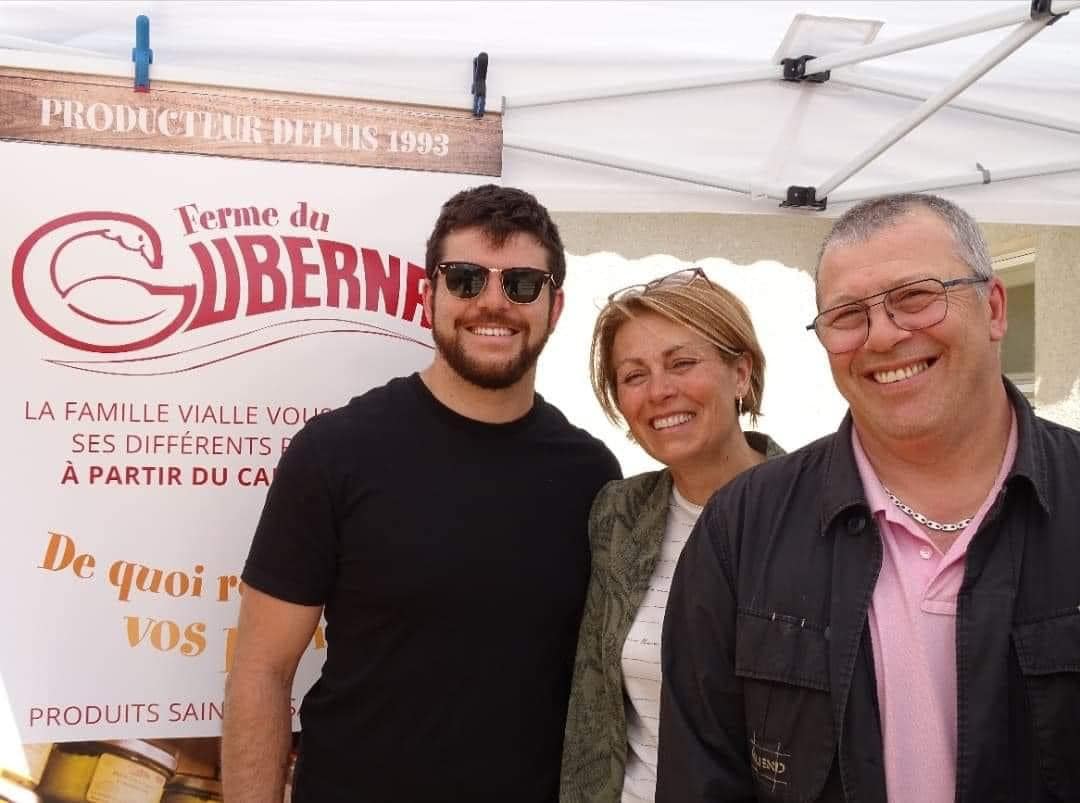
left=434, top=261, right=557, bottom=305
left=806, top=276, right=989, bottom=355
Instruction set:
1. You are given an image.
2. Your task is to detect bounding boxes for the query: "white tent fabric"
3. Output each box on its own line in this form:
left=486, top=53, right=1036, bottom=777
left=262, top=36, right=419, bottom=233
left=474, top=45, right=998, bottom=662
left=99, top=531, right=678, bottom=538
left=2, top=0, right=1079, bottom=224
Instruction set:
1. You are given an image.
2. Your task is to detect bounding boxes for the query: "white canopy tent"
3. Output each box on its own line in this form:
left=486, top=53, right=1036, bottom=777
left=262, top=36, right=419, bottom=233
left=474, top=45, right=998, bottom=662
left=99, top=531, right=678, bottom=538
left=2, top=0, right=1080, bottom=224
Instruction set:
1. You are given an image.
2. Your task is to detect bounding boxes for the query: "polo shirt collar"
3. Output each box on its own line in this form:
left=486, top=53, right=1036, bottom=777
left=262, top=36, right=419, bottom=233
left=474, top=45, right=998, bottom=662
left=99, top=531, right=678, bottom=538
left=818, top=376, right=1051, bottom=537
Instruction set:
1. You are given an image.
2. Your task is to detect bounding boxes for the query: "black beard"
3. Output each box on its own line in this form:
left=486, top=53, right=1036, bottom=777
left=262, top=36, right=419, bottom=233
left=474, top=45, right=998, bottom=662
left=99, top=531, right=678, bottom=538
left=430, top=292, right=554, bottom=390
left=432, top=321, right=551, bottom=390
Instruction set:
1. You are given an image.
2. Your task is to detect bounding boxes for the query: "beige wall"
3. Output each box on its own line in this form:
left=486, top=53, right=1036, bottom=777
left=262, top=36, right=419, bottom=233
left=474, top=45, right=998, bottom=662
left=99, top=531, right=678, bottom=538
left=554, top=212, right=832, bottom=274
left=554, top=210, right=1080, bottom=419
left=1034, top=228, right=1080, bottom=410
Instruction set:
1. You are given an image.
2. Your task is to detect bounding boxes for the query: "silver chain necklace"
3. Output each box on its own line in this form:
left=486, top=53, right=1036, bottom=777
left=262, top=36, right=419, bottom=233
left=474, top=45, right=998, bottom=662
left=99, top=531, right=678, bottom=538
left=881, top=486, right=973, bottom=533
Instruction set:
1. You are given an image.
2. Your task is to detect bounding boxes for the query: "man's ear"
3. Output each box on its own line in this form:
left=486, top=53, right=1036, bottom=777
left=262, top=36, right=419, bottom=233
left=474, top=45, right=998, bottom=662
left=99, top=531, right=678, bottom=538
left=422, top=276, right=435, bottom=324
left=548, top=287, right=565, bottom=332
left=987, top=276, right=1007, bottom=343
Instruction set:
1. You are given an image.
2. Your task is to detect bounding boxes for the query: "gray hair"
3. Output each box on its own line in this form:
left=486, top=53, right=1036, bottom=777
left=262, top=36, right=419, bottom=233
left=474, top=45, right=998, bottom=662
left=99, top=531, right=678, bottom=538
left=815, top=193, right=992, bottom=296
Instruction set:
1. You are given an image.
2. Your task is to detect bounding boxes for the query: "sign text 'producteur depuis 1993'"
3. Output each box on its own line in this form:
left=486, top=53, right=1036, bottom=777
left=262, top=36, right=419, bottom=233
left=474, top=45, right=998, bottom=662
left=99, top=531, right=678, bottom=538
left=0, top=67, right=502, bottom=175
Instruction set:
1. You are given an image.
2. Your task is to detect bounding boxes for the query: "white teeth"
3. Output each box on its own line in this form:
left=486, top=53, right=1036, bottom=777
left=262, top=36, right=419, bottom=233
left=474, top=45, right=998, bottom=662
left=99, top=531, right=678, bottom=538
left=652, top=413, right=694, bottom=430
left=470, top=326, right=514, bottom=337
left=873, top=360, right=930, bottom=385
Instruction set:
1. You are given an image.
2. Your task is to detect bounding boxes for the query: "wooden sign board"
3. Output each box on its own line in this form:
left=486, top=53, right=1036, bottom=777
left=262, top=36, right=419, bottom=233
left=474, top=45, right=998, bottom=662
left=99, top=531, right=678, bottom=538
left=0, top=67, right=501, bottom=176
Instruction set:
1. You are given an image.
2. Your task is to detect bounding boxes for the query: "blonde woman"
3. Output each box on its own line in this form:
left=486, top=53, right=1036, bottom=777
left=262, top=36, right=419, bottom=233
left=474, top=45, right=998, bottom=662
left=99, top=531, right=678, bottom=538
left=560, top=268, right=783, bottom=802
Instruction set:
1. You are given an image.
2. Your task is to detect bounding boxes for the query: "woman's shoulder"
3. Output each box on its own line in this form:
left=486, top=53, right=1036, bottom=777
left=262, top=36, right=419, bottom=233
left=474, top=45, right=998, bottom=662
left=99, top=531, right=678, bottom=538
left=589, top=469, right=670, bottom=546
left=593, top=468, right=671, bottom=511
left=747, top=430, right=786, bottom=459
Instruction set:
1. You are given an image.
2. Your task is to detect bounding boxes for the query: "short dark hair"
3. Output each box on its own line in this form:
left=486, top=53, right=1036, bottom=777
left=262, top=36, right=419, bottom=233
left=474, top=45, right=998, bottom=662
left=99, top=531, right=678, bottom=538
left=424, top=184, right=566, bottom=288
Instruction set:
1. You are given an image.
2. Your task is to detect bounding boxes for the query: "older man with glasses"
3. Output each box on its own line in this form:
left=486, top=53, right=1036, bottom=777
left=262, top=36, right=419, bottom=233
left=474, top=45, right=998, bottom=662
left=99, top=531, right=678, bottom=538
left=223, top=184, right=620, bottom=803
left=656, top=193, right=1080, bottom=803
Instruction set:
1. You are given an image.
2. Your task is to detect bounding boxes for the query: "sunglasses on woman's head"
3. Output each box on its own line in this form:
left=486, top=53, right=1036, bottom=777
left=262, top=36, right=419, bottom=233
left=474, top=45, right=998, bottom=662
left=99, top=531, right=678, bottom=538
left=608, top=267, right=711, bottom=303
left=434, top=261, right=556, bottom=304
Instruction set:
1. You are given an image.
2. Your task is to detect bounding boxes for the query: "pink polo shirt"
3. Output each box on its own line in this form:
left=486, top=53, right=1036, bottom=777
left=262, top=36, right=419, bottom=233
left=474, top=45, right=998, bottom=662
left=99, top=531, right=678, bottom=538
left=851, top=415, right=1016, bottom=803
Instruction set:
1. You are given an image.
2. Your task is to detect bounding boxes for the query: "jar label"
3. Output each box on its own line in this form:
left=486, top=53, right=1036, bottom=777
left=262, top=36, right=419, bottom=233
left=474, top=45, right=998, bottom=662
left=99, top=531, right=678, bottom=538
left=86, top=753, right=167, bottom=803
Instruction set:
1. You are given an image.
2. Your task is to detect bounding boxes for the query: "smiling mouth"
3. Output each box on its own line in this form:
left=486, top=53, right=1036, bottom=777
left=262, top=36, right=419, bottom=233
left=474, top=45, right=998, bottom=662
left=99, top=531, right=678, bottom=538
left=872, top=359, right=932, bottom=385
left=651, top=412, right=695, bottom=430
left=467, top=325, right=516, bottom=337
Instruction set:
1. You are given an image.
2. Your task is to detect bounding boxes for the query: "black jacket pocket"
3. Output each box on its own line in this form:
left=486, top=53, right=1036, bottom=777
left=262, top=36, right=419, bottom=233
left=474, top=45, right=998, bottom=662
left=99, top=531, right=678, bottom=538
left=1013, top=609, right=1080, bottom=800
left=735, top=609, right=835, bottom=803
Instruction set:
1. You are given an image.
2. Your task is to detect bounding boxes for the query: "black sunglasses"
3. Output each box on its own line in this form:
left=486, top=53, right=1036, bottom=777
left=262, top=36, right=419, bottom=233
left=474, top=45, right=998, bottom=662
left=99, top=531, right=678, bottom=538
left=434, top=261, right=556, bottom=304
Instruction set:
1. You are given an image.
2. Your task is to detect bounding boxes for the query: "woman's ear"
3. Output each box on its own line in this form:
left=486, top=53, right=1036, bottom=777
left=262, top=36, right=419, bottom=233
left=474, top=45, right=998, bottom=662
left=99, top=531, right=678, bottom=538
left=733, top=351, right=753, bottom=398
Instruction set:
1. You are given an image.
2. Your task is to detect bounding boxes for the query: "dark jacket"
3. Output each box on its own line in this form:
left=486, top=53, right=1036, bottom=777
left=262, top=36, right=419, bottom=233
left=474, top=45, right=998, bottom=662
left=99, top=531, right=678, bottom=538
left=561, top=433, right=784, bottom=802
left=657, top=381, right=1080, bottom=803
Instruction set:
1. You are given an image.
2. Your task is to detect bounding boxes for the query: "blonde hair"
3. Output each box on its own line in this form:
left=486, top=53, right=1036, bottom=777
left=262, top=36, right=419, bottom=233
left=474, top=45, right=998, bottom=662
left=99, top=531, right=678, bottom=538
left=590, top=272, right=766, bottom=428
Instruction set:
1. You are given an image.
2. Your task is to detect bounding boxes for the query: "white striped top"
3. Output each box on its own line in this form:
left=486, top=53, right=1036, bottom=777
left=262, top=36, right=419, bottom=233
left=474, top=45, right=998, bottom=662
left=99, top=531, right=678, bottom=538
left=620, top=486, right=703, bottom=802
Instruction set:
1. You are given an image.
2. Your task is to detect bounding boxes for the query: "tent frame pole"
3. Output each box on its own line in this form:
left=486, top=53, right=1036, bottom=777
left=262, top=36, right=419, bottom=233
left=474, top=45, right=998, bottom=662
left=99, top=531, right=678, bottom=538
left=831, top=74, right=1080, bottom=136
left=816, top=18, right=1053, bottom=198
left=830, top=160, right=1080, bottom=204
left=505, top=66, right=778, bottom=109
left=502, top=135, right=787, bottom=199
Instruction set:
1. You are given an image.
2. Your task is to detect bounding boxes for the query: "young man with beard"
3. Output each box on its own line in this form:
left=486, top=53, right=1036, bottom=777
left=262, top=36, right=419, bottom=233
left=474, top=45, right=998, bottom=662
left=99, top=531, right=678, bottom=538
left=656, top=193, right=1080, bottom=802
left=223, top=185, right=620, bottom=803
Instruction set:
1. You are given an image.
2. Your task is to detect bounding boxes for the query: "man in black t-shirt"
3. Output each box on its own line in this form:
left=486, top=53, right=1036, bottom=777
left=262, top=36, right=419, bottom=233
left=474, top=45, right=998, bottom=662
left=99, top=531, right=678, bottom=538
left=222, top=185, right=620, bottom=803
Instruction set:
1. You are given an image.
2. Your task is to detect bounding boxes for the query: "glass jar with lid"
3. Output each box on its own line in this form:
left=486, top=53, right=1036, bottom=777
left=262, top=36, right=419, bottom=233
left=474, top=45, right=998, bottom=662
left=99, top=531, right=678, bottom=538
left=161, top=775, right=221, bottom=803
left=37, top=740, right=177, bottom=803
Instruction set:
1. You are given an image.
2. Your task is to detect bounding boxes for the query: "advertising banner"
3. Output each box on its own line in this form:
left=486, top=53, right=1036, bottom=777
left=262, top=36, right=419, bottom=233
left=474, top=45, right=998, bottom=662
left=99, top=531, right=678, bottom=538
left=0, top=64, right=496, bottom=795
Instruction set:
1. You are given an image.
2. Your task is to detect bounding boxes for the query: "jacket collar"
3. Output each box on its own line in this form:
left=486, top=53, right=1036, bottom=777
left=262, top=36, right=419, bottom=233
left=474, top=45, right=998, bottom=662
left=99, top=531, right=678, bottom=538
left=819, top=414, right=868, bottom=537
left=818, top=376, right=1050, bottom=537
left=1002, top=377, right=1052, bottom=518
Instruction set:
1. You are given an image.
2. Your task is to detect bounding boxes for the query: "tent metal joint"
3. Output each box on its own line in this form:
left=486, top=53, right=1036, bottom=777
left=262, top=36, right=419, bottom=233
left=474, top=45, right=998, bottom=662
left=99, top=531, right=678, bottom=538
left=1031, top=0, right=1068, bottom=22
left=780, top=185, right=827, bottom=210
left=780, top=55, right=831, bottom=83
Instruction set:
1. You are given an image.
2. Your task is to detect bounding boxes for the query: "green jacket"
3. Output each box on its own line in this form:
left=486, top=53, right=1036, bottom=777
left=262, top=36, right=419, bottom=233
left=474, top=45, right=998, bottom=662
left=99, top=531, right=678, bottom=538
left=559, top=432, right=784, bottom=802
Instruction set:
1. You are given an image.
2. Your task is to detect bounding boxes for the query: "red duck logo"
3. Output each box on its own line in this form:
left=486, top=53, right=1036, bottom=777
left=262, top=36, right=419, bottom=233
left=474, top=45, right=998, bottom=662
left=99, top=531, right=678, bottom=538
left=12, top=212, right=197, bottom=353
left=11, top=209, right=431, bottom=375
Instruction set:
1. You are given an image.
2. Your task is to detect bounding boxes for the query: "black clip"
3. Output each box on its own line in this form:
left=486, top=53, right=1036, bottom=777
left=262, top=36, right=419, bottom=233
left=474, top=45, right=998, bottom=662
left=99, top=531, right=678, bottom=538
left=781, top=55, right=830, bottom=84
left=780, top=185, right=827, bottom=211
left=1031, top=0, right=1068, bottom=23
left=472, top=52, right=489, bottom=117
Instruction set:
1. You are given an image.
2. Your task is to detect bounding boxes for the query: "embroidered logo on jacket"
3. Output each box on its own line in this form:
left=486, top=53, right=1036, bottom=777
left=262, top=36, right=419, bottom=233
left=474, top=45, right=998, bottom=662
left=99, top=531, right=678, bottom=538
left=750, top=732, right=789, bottom=791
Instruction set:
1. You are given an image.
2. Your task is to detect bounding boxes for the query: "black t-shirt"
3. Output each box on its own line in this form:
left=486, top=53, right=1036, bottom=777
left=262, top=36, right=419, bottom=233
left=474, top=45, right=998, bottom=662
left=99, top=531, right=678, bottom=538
left=242, top=373, right=620, bottom=803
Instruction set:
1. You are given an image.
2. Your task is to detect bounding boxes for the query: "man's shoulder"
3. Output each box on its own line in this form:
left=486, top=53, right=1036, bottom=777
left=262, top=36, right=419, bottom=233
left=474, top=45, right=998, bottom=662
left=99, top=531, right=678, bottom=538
left=725, top=430, right=838, bottom=499
left=343, top=374, right=415, bottom=414
left=1031, top=411, right=1080, bottom=456
left=296, top=375, right=415, bottom=447
left=695, top=431, right=840, bottom=554
left=1023, top=412, right=1080, bottom=515
left=532, top=396, right=620, bottom=462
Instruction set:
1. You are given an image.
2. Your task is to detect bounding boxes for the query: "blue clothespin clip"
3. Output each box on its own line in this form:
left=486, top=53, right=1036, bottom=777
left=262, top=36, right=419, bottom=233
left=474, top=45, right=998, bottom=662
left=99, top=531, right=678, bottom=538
left=471, top=52, right=488, bottom=117
left=132, top=15, right=153, bottom=92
